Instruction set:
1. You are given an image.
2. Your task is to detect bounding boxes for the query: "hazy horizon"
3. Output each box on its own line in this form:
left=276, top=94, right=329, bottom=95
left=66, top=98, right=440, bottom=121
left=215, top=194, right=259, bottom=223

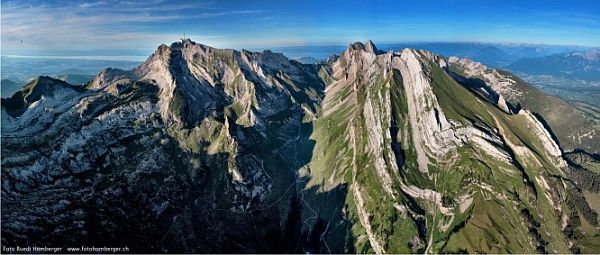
left=2, top=0, right=599, bottom=57
left=2, top=40, right=598, bottom=61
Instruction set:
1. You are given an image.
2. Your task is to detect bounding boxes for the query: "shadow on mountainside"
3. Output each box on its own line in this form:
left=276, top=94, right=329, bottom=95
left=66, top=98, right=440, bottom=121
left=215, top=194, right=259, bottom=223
left=1, top=99, right=354, bottom=254
left=1, top=40, right=355, bottom=253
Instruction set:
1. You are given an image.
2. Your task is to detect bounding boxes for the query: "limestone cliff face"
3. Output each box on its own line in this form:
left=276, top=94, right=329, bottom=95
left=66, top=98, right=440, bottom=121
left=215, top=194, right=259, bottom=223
left=448, top=56, right=600, bottom=154
left=2, top=40, right=599, bottom=253
left=394, top=49, right=463, bottom=172
left=2, top=40, right=325, bottom=253
left=91, top=39, right=322, bottom=128
left=308, top=42, right=586, bottom=253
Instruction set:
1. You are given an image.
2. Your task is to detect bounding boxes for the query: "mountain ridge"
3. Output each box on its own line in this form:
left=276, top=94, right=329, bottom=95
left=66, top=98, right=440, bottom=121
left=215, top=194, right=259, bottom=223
left=2, top=39, right=600, bottom=253
left=449, top=56, right=600, bottom=154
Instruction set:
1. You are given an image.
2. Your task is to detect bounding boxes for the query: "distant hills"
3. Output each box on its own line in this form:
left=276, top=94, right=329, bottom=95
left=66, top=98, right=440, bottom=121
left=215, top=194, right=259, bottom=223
left=381, top=42, right=518, bottom=66
left=1, top=71, right=95, bottom=98
left=55, top=73, right=96, bottom=85
left=0, top=79, right=19, bottom=98
left=0, top=56, right=141, bottom=97
left=507, top=50, right=600, bottom=81
left=295, top=56, right=321, bottom=64
left=267, top=42, right=595, bottom=68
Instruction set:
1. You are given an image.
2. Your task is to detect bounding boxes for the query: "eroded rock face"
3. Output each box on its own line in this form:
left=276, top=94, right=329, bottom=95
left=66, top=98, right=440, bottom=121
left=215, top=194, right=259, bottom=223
left=447, top=56, right=517, bottom=114
left=449, top=56, right=572, bottom=166
left=2, top=40, right=597, bottom=253
left=1, top=41, right=325, bottom=252
left=518, top=109, right=567, bottom=167
left=449, top=56, right=522, bottom=98
left=394, top=49, right=464, bottom=172
left=449, top=55, right=600, bottom=155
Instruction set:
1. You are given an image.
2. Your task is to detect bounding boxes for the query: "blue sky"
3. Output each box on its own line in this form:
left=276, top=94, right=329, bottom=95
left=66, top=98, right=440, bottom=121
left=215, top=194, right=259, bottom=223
left=1, top=0, right=599, bottom=56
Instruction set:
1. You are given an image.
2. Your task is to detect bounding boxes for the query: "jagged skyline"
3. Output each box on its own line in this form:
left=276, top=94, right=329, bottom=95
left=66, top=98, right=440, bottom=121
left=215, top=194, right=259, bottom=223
left=1, top=0, right=599, bottom=56
left=3, top=38, right=599, bottom=253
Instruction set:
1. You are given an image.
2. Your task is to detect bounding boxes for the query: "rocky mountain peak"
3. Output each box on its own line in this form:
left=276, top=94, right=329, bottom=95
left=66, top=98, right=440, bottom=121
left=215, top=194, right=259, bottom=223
left=1, top=76, right=85, bottom=118
left=346, top=40, right=381, bottom=55
left=365, top=40, right=379, bottom=53
left=347, top=41, right=367, bottom=51
left=4, top=39, right=599, bottom=254
left=25, top=76, right=69, bottom=91
left=7, top=76, right=75, bottom=102
left=336, top=41, right=385, bottom=73
left=90, top=38, right=325, bottom=127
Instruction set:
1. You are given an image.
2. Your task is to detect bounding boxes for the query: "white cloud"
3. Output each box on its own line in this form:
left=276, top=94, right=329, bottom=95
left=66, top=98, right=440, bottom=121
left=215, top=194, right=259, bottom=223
left=79, top=1, right=107, bottom=8
left=0, top=1, right=263, bottom=52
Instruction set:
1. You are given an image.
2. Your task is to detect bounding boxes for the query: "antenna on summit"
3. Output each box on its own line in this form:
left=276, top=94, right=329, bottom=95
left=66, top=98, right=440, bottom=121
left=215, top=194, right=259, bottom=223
left=181, top=32, right=187, bottom=42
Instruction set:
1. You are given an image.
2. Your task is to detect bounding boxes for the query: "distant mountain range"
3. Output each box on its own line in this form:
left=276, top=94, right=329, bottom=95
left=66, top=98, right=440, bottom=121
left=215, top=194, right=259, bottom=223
left=0, top=79, right=19, bottom=98
left=262, top=42, right=595, bottom=68
left=0, top=56, right=140, bottom=97
left=379, top=42, right=591, bottom=67
left=3, top=39, right=600, bottom=253
left=507, top=50, right=600, bottom=81
left=1, top=73, right=95, bottom=98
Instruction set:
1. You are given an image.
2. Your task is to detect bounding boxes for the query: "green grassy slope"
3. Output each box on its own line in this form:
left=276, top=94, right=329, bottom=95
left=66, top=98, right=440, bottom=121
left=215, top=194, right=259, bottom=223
left=496, top=69, right=600, bottom=154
